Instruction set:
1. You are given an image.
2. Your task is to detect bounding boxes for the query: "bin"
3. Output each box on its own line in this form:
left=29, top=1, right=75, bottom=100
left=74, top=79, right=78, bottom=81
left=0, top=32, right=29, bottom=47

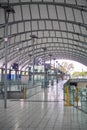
left=51, top=80, right=54, bottom=85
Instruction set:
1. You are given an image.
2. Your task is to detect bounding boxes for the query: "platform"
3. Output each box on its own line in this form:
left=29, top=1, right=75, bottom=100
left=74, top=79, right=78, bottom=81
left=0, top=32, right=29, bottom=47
left=0, top=80, right=87, bottom=130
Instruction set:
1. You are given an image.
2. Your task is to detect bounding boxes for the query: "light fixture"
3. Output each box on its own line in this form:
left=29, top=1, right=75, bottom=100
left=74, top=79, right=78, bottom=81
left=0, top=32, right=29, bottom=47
left=30, top=34, right=38, bottom=39
left=4, top=37, right=8, bottom=42
left=0, top=4, right=15, bottom=13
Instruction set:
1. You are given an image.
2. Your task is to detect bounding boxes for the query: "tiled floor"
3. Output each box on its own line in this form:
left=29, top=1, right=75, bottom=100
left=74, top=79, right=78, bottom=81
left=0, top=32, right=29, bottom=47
left=0, top=80, right=87, bottom=130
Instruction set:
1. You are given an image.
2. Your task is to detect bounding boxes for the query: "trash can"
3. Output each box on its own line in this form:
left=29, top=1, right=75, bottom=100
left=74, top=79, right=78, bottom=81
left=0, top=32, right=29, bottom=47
left=41, top=81, right=44, bottom=88
left=51, top=80, right=54, bottom=85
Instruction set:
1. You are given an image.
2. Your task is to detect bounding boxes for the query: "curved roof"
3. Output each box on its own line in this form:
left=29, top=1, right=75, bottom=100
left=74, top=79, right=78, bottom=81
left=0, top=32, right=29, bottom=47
left=0, top=0, right=87, bottom=70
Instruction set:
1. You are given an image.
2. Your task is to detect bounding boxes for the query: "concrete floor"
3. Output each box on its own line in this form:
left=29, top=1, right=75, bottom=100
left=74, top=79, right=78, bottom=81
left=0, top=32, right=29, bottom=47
left=0, top=80, right=87, bottom=130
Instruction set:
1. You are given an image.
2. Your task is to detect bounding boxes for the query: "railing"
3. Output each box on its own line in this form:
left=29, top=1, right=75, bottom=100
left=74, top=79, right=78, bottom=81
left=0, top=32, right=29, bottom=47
left=80, top=91, right=87, bottom=113
left=64, top=85, right=87, bottom=113
left=0, top=79, right=42, bottom=99
left=0, top=78, right=59, bottom=99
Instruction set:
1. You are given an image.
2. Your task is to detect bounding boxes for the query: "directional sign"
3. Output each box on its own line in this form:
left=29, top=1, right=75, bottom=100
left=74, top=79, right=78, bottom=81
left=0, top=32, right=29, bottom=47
left=38, top=58, right=42, bottom=65
left=34, top=58, right=42, bottom=65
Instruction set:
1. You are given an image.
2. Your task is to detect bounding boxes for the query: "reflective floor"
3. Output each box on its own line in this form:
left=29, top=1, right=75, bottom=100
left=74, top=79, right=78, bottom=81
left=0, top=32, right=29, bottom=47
left=0, top=80, right=87, bottom=130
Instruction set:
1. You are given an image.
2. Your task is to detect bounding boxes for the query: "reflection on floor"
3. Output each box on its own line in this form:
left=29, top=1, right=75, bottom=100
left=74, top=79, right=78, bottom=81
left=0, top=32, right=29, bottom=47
left=0, top=80, right=87, bottom=130
left=27, top=80, right=64, bottom=102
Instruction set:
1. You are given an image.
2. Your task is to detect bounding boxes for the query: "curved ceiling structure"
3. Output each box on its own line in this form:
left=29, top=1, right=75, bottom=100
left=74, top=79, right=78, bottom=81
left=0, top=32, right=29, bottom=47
left=0, top=0, right=87, bottom=70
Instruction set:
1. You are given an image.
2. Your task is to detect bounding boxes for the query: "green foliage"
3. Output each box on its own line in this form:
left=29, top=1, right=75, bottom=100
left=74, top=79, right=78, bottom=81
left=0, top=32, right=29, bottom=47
left=59, top=62, right=74, bottom=74
left=72, top=71, right=87, bottom=77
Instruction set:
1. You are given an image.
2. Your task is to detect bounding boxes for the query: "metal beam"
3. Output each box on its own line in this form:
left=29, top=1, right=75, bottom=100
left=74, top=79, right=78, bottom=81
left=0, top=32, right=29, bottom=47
left=0, top=18, right=87, bottom=29
left=0, top=33, right=87, bottom=53
left=20, top=48, right=87, bottom=69
left=22, top=51, right=87, bottom=70
left=0, top=2, right=87, bottom=12
left=6, top=39, right=87, bottom=64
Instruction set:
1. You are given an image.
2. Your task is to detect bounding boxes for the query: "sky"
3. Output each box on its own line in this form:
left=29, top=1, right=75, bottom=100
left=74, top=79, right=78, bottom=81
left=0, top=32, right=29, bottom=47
left=57, top=59, right=87, bottom=73
left=46, top=59, right=87, bottom=74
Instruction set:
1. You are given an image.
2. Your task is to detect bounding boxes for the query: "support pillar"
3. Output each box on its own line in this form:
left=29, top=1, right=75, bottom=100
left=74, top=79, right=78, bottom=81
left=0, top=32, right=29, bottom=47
left=64, top=85, right=72, bottom=106
left=42, top=47, right=48, bottom=88
left=9, top=69, right=11, bottom=91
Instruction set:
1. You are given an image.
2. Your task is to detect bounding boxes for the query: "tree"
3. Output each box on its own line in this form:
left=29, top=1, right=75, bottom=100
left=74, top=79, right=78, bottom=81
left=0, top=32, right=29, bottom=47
left=72, top=71, right=87, bottom=77
left=72, top=72, right=80, bottom=77
left=59, top=62, right=74, bottom=75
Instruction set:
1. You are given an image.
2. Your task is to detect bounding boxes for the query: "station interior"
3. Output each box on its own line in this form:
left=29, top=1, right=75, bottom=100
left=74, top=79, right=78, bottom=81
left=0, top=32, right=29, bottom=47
left=0, top=0, right=87, bottom=130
